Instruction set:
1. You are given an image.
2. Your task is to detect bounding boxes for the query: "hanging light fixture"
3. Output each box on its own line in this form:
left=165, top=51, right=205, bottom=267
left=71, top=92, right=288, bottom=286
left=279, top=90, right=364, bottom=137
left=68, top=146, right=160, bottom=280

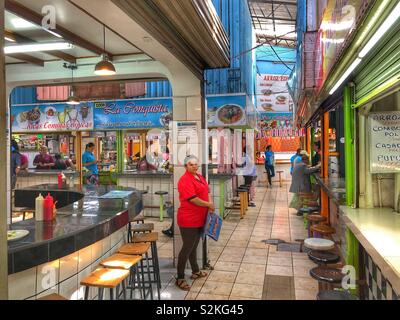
left=66, top=63, right=80, bottom=105
left=94, top=25, right=116, bottom=76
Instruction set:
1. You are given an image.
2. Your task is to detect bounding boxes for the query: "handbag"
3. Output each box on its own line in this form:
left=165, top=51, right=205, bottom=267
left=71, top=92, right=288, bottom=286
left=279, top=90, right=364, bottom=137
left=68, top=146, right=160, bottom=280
left=203, top=212, right=223, bottom=241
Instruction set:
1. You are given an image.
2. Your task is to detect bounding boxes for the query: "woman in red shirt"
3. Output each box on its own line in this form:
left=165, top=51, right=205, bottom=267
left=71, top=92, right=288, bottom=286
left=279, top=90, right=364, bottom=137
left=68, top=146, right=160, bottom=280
left=176, top=155, right=215, bottom=291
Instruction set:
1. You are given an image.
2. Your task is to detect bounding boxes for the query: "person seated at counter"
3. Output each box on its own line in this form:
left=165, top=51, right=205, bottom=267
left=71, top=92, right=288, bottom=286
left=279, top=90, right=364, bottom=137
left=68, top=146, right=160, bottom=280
left=33, top=146, right=55, bottom=170
left=137, top=156, right=158, bottom=171
left=53, top=154, right=75, bottom=170
left=82, top=143, right=99, bottom=185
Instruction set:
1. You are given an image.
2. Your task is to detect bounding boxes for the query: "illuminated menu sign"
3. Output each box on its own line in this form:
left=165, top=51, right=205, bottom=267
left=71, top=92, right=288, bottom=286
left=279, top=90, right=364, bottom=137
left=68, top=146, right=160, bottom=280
left=369, top=112, right=400, bottom=173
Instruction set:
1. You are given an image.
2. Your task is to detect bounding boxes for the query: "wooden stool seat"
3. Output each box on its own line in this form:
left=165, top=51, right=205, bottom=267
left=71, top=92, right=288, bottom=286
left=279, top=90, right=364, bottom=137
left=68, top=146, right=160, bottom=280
left=306, top=215, right=326, bottom=223
left=37, top=293, right=68, bottom=300
left=118, top=243, right=151, bottom=255
left=311, top=224, right=336, bottom=236
left=80, top=268, right=130, bottom=288
left=304, top=238, right=335, bottom=251
left=131, top=223, right=154, bottom=233
left=131, top=232, right=159, bottom=243
left=310, top=267, right=345, bottom=284
left=308, top=250, right=340, bottom=264
left=100, top=254, right=142, bottom=270
left=131, top=214, right=144, bottom=223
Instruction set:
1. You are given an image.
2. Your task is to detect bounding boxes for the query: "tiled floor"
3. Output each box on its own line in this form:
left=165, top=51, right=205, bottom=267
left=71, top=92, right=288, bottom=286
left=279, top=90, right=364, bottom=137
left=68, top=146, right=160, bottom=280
left=147, top=183, right=318, bottom=300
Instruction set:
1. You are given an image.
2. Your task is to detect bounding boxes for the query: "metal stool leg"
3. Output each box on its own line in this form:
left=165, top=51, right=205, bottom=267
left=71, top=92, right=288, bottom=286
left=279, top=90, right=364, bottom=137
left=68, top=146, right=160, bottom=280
left=159, top=195, right=164, bottom=222
left=145, top=252, right=154, bottom=300
left=84, top=286, right=89, bottom=300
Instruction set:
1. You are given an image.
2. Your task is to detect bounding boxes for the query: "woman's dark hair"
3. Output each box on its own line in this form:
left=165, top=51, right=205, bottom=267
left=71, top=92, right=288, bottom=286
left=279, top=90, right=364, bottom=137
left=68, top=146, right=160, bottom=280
left=11, top=140, right=20, bottom=153
left=55, top=154, right=62, bottom=160
left=266, top=145, right=272, bottom=151
left=86, top=142, right=95, bottom=150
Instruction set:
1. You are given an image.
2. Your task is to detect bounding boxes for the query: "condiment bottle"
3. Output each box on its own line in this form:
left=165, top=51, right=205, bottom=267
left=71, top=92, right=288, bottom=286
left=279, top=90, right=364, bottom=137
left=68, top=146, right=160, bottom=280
left=58, top=172, right=63, bottom=189
left=44, top=193, right=54, bottom=221
left=35, top=193, right=44, bottom=221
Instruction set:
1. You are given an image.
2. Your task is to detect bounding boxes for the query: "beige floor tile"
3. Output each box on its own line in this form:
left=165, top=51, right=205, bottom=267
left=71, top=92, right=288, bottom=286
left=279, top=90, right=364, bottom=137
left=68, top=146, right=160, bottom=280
left=185, top=292, right=199, bottom=300
left=200, top=281, right=234, bottom=296
left=208, top=270, right=237, bottom=283
left=190, top=280, right=206, bottom=293
left=229, top=296, right=259, bottom=300
left=226, top=240, right=249, bottom=248
left=292, top=258, right=316, bottom=268
left=248, top=241, right=269, bottom=249
left=291, top=252, right=310, bottom=260
left=236, top=271, right=265, bottom=285
left=196, top=293, right=230, bottom=300
left=218, top=254, right=244, bottom=263
left=267, top=256, right=293, bottom=267
left=245, top=248, right=268, bottom=257
left=222, top=247, right=246, bottom=255
left=213, top=261, right=241, bottom=272
left=293, top=266, right=312, bottom=278
left=242, top=253, right=268, bottom=265
left=239, top=263, right=266, bottom=274
left=231, top=283, right=263, bottom=299
left=266, top=265, right=293, bottom=277
left=295, top=289, right=317, bottom=300
left=294, top=277, right=318, bottom=291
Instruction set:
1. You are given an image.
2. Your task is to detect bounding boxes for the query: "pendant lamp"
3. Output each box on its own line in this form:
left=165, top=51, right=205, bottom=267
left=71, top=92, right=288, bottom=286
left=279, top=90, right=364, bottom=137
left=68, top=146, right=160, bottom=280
left=67, top=64, right=80, bottom=105
left=94, top=25, right=116, bottom=76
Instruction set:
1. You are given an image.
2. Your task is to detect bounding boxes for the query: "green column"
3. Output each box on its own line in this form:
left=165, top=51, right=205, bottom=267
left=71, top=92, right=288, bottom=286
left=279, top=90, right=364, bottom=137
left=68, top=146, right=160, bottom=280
left=346, top=228, right=360, bottom=296
left=344, top=86, right=354, bottom=206
left=116, top=130, right=124, bottom=174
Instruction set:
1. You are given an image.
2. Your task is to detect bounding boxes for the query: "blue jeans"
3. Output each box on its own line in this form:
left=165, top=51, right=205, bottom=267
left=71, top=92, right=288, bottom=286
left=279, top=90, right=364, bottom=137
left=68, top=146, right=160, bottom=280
left=265, top=165, right=275, bottom=185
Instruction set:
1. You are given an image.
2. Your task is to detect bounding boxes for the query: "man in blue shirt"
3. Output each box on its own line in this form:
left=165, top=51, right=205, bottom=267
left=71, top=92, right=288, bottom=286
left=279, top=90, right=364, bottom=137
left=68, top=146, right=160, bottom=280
left=290, top=148, right=302, bottom=175
left=264, top=145, right=275, bottom=187
left=82, top=142, right=99, bottom=185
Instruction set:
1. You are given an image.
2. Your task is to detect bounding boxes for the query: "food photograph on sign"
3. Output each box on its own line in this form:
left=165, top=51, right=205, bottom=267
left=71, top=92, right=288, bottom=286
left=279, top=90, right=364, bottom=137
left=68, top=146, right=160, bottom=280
left=207, top=95, right=247, bottom=127
left=257, top=74, right=293, bottom=112
left=11, top=103, right=94, bottom=132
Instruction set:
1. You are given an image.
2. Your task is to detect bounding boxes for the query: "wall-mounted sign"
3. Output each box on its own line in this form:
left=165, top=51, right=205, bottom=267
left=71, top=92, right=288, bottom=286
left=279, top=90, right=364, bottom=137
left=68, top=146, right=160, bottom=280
left=369, top=112, right=400, bottom=173
left=256, top=74, right=293, bottom=112
left=259, top=112, right=294, bottom=130
left=207, top=95, right=247, bottom=127
left=94, top=98, right=173, bottom=130
left=11, top=103, right=94, bottom=132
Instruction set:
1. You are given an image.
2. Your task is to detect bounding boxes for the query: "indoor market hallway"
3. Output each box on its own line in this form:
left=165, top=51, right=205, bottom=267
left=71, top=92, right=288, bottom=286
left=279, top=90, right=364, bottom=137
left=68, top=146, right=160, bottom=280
left=150, top=183, right=319, bottom=300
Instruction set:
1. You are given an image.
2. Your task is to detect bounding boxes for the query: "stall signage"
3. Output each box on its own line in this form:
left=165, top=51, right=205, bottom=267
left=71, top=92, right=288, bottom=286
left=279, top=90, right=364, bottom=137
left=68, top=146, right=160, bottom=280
left=256, top=74, right=293, bottom=112
left=369, top=111, right=400, bottom=173
left=207, top=95, right=247, bottom=127
left=11, top=103, right=94, bottom=132
left=94, top=98, right=173, bottom=129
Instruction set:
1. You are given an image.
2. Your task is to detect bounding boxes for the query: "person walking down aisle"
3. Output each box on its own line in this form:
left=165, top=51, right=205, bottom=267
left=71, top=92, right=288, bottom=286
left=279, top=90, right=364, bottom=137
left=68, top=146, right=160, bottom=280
left=176, top=155, right=215, bottom=291
left=290, top=148, right=302, bottom=175
left=312, top=141, right=322, bottom=166
left=82, top=143, right=99, bottom=185
left=264, top=145, right=275, bottom=187
left=242, top=148, right=257, bottom=207
left=11, top=140, right=22, bottom=189
left=289, top=154, right=321, bottom=215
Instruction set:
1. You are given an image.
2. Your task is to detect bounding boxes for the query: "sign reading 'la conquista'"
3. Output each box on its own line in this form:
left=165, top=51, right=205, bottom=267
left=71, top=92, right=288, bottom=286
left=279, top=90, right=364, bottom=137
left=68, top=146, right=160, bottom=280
left=369, top=111, right=400, bottom=173
left=11, top=98, right=173, bottom=132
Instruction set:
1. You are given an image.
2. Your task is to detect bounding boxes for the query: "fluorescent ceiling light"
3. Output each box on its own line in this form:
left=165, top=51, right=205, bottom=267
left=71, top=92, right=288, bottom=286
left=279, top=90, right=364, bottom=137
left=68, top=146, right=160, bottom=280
left=329, top=58, right=362, bottom=95
left=43, top=28, right=63, bottom=39
left=11, top=17, right=36, bottom=29
left=358, top=1, right=400, bottom=58
left=4, top=36, right=16, bottom=43
left=4, top=42, right=74, bottom=54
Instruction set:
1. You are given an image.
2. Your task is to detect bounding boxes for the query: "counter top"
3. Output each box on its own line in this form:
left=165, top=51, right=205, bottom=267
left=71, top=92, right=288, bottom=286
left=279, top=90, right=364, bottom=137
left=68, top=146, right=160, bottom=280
left=18, top=169, right=78, bottom=176
left=340, top=206, right=400, bottom=294
left=118, top=170, right=172, bottom=178
left=8, top=184, right=142, bottom=274
left=315, top=175, right=346, bottom=206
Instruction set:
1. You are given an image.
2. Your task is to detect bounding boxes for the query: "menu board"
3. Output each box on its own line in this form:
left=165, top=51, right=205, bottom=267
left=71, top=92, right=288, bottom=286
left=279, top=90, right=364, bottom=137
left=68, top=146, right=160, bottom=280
left=369, top=112, right=400, bottom=173
left=94, top=98, right=172, bottom=129
left=11, top=103, right=94, bottom=132
left=177, top=121, right=199, bottom=144
left=256, top=74, right=293, bottom=112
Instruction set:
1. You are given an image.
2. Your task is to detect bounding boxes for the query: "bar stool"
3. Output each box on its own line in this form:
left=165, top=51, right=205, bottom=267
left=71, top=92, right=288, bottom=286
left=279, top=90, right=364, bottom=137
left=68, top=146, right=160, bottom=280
left=310, top=224, right=336, bottom=238
left=276, top=170, right=284, bottom=187
left=304, top=238, right=335, bottom=251
left=130, top=232, right=161, bottom=299
left=306, top=215, right=326, bottom=237
left=310, top=266, right=346, bottom=292
left=308, top=250, right=340, bottom=266
left=131, top=223, right=154, bottom=233
left=37, top=293, right=67, bottom=300
left=118, top=242, right=155, bottom=300
left=99, top=253, right=143, bottom=300
left=317, top=290, right=358, bottom=300
left=237, top=188, right=248, bottom=219
left=155, top=191, right=168, bottom=222
left=80, top=268, right=130, bottom=300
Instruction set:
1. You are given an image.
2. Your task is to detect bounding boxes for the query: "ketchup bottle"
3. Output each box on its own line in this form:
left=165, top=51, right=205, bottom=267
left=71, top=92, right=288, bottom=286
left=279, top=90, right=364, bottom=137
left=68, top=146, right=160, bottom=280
left=44, top=193, right=54, bottom=221
left=58, top=172, right=63, bottom=189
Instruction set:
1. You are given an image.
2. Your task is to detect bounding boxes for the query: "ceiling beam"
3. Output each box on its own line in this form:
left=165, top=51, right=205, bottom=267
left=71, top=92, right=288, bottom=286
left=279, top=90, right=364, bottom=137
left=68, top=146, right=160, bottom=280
left=5, top=0, right=112, bottom=58
left=4, top=30, right=77, bottom=64
left=7, top=53, right=44, bottom=66
left=251, top=16, right=296, bottom=22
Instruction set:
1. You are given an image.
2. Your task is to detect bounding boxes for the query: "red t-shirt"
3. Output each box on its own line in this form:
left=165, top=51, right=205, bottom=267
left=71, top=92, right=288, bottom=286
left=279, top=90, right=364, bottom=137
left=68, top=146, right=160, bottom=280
left=177, top=171, right=209, bottom=228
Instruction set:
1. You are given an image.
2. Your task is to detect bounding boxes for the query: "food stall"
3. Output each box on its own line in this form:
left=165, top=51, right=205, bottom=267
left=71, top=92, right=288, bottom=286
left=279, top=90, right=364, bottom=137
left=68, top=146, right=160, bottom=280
left=207, top=94, right=258, bottom=218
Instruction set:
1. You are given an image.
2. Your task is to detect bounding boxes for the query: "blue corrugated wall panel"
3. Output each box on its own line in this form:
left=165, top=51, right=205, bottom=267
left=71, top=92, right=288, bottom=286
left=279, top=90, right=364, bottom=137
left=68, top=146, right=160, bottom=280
left=10, top=87, right=38, bottom=105
left=256, top=46, right=296, bottom=76
left=145, top=81, right=172, bottom=98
